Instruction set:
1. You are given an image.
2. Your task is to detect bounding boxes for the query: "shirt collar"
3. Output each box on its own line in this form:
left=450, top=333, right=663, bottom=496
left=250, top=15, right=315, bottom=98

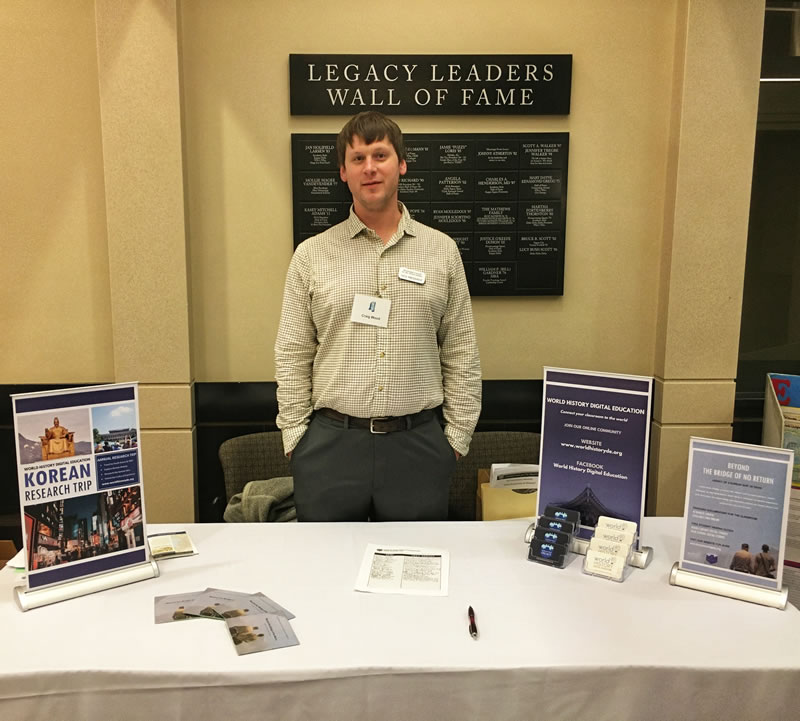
left=345, top=202, right=417, bottom=241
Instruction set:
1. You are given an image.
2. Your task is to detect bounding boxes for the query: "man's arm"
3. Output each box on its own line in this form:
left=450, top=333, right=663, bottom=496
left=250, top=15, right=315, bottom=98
left=437, top=240, right=482, bottom=457
left=275, top=247, right=317, bottom=456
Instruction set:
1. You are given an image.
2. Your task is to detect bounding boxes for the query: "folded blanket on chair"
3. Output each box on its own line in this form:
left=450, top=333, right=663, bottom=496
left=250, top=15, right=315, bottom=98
left=223, top=476, right=297, bottom=523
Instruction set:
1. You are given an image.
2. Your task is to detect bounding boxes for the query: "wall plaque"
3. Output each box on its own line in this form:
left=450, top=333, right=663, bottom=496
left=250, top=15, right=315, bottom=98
left=291, top=132, right=569, bottom=296
left=290, top=54, right=572, bottom=115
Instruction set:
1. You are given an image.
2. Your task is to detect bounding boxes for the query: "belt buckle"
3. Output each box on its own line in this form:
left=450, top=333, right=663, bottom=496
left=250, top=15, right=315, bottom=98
left=369, top=417, right=389, bottom=434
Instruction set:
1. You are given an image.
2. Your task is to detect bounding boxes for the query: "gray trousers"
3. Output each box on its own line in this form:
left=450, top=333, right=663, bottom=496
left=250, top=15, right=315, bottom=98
left=290, top=410, right=456, bottom=522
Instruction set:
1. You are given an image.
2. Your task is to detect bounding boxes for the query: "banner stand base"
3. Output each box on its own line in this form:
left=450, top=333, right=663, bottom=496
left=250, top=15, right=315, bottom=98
left=14, top=559, right=160, bottom=611
left=669, top=562, right=788, bottom=610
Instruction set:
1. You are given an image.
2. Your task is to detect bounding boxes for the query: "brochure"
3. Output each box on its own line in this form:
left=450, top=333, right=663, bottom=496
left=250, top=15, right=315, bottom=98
left=355, top=544, right=449, bottom=595
left=537, top=367, right=653, bottom=539
left=679, top=437, right=794, bottom=592
left=762, top=373, right=800, bottom=568
left=12, top=383, right=149, bottom=590
left=154, top=587, right=299, bottom=655
left=147, top=531, right=198, bottom=560
left=489, top=463, right=539, bottom=490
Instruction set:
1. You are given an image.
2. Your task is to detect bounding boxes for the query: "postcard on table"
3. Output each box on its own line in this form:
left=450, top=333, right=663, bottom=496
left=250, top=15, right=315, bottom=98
left=225, top=612, right=300, bottom=655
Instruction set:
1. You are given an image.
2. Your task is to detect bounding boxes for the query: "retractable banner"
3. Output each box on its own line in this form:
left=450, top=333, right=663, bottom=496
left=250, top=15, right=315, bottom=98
left=537, top=367, right=653, bottom=539
left=679, top=437, right=793, bottom=593
left=12, top=383, right=155, bottom=599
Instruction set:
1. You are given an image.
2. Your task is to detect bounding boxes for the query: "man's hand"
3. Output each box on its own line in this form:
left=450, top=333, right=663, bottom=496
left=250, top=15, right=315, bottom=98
left=454, top=450, right=461, bottom=460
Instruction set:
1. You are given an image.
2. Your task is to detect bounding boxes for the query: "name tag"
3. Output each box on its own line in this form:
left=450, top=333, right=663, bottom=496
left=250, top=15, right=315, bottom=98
left=398, top=267, right=425, bottom=284
left=350, top=294, right=391, bottom=327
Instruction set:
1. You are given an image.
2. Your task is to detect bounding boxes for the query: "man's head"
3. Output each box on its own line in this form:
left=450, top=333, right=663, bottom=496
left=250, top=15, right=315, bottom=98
left=337, top=112, right=407, bottom=216
left=336, top=111, right=405, bottom=167
left=53, top=417, right=60, bottom=427
left=742, top=543, right=749, bottom=551
left=762, top=544, right=769, bottom=553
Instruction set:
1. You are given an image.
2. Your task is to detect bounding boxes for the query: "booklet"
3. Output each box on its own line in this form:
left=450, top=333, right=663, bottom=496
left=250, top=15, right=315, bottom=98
left=155, top=587, right=300, bottom=655
left=225, top=612, right=299, bottom=656
left=147, top=531, right=197, bottom=560
left=355, top=544, right=450, bottom=595
left=154, top=591, right=209, bottom=624
left=180, top=587, right=295, bottom=621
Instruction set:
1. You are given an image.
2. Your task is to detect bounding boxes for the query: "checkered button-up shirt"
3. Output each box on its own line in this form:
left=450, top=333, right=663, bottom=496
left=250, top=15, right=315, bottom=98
left=275, top=204, right=481, bottom=456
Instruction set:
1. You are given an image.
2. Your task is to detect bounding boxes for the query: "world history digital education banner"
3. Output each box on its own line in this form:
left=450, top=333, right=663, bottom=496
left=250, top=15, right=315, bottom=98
left=679, top=438, right=794, bottom=592
left=537, top=368, right=653, bottom=539
left=12, top=383, right=149, bottom=590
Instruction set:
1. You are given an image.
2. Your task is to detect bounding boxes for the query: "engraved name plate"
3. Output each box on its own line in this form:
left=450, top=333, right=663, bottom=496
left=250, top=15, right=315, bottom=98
left=431, top=172, right=474, bottom=201
left=521, top=140, right=565, bottom=168
left=475, top=233, right=515, bottom=260
left=474, top=263, right=515, bottom=292
left=475, top=172, right=517, bottom=200
left=399, top=173, right=430, bottom=200
left=475, top=203, right=517, bottom=229
left=475, top=141, right=519, bottom=169
left=519, top=171, right=562, bottom=200
left=435, top=142, right=474, bottom=169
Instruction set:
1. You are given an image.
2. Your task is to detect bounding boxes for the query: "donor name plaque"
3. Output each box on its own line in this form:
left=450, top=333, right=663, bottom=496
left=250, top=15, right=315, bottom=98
left=290, top=54, right=572, bottom=116
left=292, top=132, right=569, bottom=296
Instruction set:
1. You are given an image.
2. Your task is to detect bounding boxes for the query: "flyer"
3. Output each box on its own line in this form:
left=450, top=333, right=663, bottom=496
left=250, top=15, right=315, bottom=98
left=355, top=545, right=450, bottom=596
left=679, top=438, right=794, bottom=591
left=12, top=383, right=150, bottom=590
left=537, top=367, right=653, bottom=538
left=761, top=373, right=800, bottom=568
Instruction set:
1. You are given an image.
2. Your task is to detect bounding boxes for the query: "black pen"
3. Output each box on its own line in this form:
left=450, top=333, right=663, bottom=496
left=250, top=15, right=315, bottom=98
left=468, top=605, right=478, bottom=639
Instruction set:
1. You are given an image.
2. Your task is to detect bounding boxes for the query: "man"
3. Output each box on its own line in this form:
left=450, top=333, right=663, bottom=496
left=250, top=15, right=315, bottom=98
left=275, top=111, right=481, bottom=522
left=729, top=543, right=753, bottom=573
left=753, top=544, right=777, bottom=578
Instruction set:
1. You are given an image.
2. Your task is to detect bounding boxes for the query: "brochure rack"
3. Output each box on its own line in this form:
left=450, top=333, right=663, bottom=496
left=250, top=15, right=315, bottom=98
left=669, top=563, right=788, bottom=610
left=15, top=558, right=159, bottom=611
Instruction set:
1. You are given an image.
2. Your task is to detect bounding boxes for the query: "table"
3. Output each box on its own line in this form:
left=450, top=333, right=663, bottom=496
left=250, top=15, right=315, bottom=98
left=1, top=518, right=799, bottom=721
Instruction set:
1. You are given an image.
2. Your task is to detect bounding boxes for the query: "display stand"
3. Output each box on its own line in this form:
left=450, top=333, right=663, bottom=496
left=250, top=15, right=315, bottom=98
left=524, top=523, right=653, bottom=569
left=14, top=559, right=159, bottom=611
left=669, top=562, right=788, bottom=610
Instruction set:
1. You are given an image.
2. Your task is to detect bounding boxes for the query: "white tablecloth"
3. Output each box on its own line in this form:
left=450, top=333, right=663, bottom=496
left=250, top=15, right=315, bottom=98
left=1, top=518, right=799, bottom=721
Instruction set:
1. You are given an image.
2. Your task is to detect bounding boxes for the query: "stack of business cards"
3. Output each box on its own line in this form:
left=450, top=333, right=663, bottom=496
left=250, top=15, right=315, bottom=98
left=154, top=587, right=299, bottom=655
left=583, top=516, right=638, bottom=582
left=527, top=505, right=581, bottom=568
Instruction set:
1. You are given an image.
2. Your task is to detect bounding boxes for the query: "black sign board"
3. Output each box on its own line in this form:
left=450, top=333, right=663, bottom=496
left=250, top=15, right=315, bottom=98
left=291, top=132, right=569, bottom=296
left=290, top=54, right=572, bottom=115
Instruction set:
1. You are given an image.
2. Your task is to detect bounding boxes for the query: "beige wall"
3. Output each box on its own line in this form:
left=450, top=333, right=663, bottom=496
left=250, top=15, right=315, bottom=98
left=182, top=0, right=678, bottom=381
left=1, top=1, right=113, bottom=383
left=2, top=0, right=765, bottom=519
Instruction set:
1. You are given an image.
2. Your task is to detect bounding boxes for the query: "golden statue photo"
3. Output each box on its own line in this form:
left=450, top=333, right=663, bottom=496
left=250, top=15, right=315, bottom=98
left=40, top=417, right=75, bottom=460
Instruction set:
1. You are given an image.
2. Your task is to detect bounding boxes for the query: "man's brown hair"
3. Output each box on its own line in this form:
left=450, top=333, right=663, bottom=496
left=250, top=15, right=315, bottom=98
left=336, top=111, right=405, bottom=167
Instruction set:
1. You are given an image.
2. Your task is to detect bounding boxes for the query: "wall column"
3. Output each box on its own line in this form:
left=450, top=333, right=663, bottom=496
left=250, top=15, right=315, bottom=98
left=95, top=0, right=195, bottom=521
left=648, top=0, right=765, bottom=515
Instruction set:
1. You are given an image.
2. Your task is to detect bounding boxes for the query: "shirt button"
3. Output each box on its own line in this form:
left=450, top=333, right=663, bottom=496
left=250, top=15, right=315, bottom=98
left=378, top=386, right=384, bottom=392
left=381, top=284, right=387, bottom=290
left=379, top=352, right=385, bottom=358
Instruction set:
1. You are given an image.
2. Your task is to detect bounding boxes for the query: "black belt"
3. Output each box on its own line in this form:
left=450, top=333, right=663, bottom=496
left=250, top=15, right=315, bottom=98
left=317, top=408, right=432, bottom=434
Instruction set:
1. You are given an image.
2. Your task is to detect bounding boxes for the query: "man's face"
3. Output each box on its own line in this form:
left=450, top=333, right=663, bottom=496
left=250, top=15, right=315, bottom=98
left=53, top=418, right=60, bottom=427
left=339, top=135, right=407, bottom=215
